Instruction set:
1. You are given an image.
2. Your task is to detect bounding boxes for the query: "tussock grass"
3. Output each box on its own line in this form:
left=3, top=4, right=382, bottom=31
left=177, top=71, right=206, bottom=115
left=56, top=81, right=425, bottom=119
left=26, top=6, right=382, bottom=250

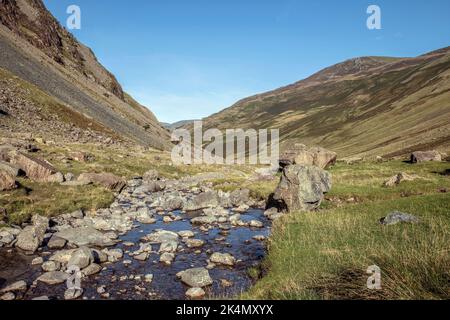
left=244, top=194, right=450, bottom=300
left=0, top=178, right=114, bottom=225
left=324, top=161, right=450, bottom=205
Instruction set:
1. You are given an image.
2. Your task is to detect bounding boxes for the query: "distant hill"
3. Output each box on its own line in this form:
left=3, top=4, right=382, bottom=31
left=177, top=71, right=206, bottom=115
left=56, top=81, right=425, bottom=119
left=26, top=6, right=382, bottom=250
left=0, top=0, right=170, bottom=149
left=198, top=47, right=450, bottom=158
left=163, top=120, right=199, bottom=131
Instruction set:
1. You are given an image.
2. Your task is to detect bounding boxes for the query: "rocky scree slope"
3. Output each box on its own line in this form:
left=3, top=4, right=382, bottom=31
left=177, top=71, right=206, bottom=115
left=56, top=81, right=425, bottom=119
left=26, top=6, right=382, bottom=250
left=0, top=0, right=170, bottom=149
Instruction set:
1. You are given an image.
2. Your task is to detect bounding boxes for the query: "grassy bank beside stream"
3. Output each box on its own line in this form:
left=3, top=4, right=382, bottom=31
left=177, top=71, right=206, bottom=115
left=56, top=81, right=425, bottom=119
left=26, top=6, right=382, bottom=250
left=243, top=161, right=450, bottom=300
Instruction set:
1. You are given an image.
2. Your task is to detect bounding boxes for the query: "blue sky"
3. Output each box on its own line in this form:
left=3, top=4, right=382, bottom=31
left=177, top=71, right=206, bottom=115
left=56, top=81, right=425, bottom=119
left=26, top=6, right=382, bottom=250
left=43, top=0, right=450, bottom=123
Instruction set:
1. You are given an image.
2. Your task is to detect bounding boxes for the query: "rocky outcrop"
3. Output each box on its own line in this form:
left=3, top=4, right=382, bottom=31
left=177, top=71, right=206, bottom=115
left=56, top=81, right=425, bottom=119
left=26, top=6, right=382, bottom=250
left=273, top=165, right=332, bottom=212
left=307, top=147, right=337, bottom=169
left=15, top=215, right=49, bottom=253
left=78, top=173, right=125, bottom=191
left=411, top=151, right=442, bottom=163
left=54, top=226, right=115, bottom=247
left=9, top=152, right=57, bottom=182
left=280, top=145, right=337, bottom=169
left=279, top=144, right=307, bottom=167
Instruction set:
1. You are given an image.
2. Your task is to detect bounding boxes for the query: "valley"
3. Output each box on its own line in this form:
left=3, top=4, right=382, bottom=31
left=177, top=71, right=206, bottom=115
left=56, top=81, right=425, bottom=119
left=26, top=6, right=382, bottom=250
left=0, top=0, right=449, bottom=302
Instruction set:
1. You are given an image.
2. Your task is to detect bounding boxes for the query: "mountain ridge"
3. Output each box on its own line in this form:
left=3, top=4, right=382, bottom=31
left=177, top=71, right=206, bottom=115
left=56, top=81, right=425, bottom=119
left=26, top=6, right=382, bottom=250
left=197, top=47, right=450, bottom=158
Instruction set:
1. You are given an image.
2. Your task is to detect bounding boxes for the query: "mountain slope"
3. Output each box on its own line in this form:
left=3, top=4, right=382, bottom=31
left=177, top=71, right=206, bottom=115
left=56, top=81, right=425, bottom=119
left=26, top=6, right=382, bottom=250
left=0, top=0, right=170, bottom=149
left=200, top=47, right=450, bottom=158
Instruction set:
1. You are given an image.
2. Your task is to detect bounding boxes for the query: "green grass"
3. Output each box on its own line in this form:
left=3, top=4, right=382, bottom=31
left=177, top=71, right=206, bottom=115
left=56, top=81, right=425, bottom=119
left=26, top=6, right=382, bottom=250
left=0, top=178, right=114, bottom=225
left=243, top=161, right=450, bottom=300
left=324, top=161, right=450, bottom=205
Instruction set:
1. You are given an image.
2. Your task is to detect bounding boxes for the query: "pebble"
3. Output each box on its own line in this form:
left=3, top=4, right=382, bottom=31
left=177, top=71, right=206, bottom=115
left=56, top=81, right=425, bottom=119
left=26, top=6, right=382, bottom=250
left=144, top=274, right=154, bottom=283
left=253, top=235, right=266, bottom=241
left=97, top=286, right=106, bottom=294
left=186, top=287, right=206, bottom=299
left=64, top=288, right=83, bottom=300
left=160, top=252, right=175, bottom=265
left=0, top=292, right=15, bottom=300
left=134, top=253, right=150, bottom=261
left=31, top=257, right=44, bottom=265
left=123, top=242, right=135, bottom=247
left=249, top=220, right=264, bottom=228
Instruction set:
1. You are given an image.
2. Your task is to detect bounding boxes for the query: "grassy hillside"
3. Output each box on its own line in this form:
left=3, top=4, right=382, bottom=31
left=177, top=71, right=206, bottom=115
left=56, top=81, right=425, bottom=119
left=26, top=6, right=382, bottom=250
left=201, top=48, right=450, bottom=158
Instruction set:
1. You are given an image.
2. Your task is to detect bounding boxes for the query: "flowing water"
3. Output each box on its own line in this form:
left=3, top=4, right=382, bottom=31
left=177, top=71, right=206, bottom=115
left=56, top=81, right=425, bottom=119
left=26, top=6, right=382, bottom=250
left=0, top=208, right=270, bottom=300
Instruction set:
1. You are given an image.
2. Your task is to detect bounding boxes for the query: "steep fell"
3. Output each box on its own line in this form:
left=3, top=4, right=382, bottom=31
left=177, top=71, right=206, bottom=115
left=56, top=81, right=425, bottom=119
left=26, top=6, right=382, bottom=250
left=200, top=47, right=450, bottom=158
left=0, top=0, right=170, bottom=149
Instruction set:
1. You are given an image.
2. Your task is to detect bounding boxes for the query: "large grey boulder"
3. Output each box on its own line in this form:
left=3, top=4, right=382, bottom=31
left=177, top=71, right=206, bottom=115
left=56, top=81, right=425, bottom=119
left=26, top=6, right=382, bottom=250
left=210, top=252, right=236, bottom=266
left=55, top=226, right=115, bottom=247
left=77, top=173, right=125, bottom=191
left=410, top=151, right=442, bottom=163
left=178, top=268, right=213, bottom=288
left=307, top=147, right=337, bottom=169
left=16, top=215, right=49, bottom=253
left=380, top=211, right=420, bottom=225
left=279, top=145, right=337, bottom=169
left=37, top=271, right=69, bottom=285
left=279, top=144, right=307, bottom=168
left=230, top=189, right=250, bottom=207
left=162, top=197, right=184, bottom=211
left=49, top=249, right=78, bottom=264
left=273, top=165, right=331, bottom=212
left=47, top=235, right=67, bottom=249
left=10, top=152, right=57, bottom=182
left=183, top=191, right=220, bottom=211
left=68, top=247, right=94, bottom=269
left=143, top=230, right=179, bottom=243
left=133, top=181, right=166, bottom=194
